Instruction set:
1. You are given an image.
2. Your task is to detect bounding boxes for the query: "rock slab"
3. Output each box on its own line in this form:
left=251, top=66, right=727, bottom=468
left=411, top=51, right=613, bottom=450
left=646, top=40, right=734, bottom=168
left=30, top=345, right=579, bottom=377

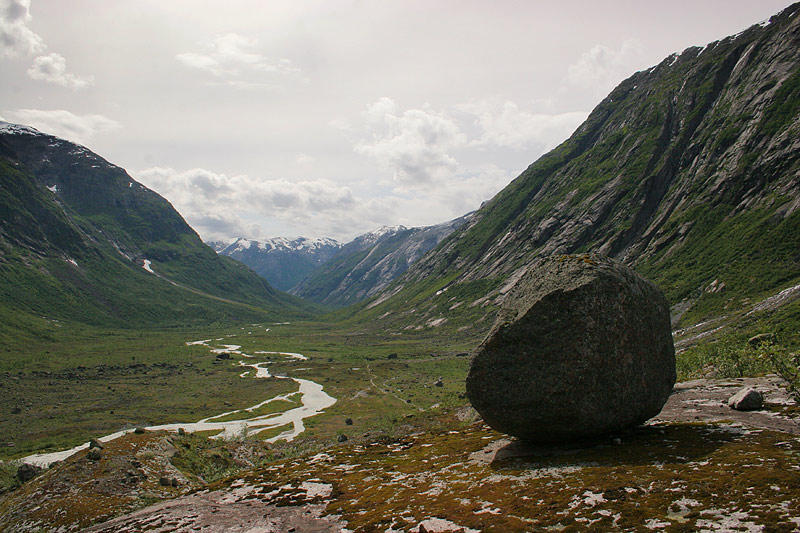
left=466, top=254, right=676, bottom=443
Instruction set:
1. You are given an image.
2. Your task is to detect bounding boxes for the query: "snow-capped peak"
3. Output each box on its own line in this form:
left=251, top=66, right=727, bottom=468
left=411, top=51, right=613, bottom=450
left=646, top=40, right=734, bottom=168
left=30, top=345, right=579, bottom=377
left=221, top=236, right=341, bottom=254
left=358, top=225, right=407, bottom=244
left=0, top=121, right=43, bottom=137
left=232, top=238, right=253, bottom=252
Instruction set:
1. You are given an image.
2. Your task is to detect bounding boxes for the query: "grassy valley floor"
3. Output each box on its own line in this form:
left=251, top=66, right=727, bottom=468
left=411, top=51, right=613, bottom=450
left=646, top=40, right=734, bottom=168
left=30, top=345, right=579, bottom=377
left=0, top=319, right=481, bottom=462
left=1, top=302, right=799, bottom=531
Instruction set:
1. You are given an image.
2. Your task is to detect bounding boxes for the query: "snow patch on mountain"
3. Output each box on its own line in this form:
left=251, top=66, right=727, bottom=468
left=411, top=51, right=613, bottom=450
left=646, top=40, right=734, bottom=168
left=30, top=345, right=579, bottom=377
left=219, top=236, right=342, bottom=255
left=0, top=121, right=43, bottom=137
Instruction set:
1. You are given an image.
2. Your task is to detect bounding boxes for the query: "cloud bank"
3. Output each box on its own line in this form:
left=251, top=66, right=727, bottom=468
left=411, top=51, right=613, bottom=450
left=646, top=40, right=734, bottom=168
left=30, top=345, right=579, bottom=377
left=136, top=167, right=363, bottom=241
left=350, top=97, right=586, bottom=191
left=5, top=108, right=119, bottom=145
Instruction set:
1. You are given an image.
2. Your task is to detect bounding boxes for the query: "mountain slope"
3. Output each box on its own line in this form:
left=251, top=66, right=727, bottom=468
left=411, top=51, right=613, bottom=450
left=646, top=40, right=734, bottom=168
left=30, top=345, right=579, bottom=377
left=349, top=4, right=800, bottom=336
left=291, top=215, right=471, bottom=307
left=0, top=123, right=311, bottom=330
left=210, top=237, right=341, bottom=291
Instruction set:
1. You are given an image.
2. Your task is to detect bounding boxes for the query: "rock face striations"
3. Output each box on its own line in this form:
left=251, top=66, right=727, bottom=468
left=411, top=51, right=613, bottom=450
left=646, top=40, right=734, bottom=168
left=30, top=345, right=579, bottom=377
left=466, top=254, right=675, bottom=443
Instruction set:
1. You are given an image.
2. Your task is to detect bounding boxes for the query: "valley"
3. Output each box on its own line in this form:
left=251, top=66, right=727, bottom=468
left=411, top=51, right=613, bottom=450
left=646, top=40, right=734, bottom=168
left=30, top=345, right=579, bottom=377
left=1, top=2, right=800, bottom=531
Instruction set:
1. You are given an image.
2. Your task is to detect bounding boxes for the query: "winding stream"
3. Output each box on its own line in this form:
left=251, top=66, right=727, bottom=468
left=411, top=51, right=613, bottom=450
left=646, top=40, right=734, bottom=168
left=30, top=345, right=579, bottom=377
left=22, top=340, right=336, bottom=467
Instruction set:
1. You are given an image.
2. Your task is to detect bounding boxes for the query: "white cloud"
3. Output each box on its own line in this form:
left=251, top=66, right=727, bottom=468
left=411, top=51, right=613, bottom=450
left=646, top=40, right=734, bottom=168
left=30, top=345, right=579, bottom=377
left=27, top=52, right=93, bottom=89
left=133, top=161, right=516, bottom=243
left=458, top=99, right=588, bottom=151
left=352, top=97, right=586, bottom=188
left=176, top=33, right=300, bottom=87
left=1, top=1, right=92, bottom=88
left=135, top=167, right=363, bottom=241
left=5, top=108, right=119, bottom=145
left=566, top=39, right=646, bottom=98
left=0, top=0, right=44, bottom=57
left=354, top=97, right=467, bottom=185
left=131, top=96, right=589, bottom=241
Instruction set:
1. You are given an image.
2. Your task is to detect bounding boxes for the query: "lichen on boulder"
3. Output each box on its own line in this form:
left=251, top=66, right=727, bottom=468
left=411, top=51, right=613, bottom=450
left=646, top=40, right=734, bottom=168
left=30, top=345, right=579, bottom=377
left=466, top=254, right=676, bottom=443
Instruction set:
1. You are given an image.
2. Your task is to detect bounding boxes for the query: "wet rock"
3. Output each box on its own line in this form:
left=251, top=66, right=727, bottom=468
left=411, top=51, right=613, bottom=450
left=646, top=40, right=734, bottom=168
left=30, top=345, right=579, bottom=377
left=466, top=254, right=676, bottom=443
left=728, top=387, right=763, bottom=411
left=16, top=463, right=41, bottom=483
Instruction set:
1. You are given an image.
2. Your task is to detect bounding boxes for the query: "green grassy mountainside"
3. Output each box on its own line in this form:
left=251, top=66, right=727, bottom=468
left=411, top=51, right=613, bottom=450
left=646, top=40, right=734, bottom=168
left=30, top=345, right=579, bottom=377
left=345, top=3, right=800, bottom=339
left=0, top=123, right=312, bottom=332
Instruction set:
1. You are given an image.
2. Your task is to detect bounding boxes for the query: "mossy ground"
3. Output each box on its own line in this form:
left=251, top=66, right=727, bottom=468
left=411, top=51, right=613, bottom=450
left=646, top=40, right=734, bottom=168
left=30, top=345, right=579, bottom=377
left=0, top=431, right=202, bottom=532
left=101, top=421, right=796, bottom=533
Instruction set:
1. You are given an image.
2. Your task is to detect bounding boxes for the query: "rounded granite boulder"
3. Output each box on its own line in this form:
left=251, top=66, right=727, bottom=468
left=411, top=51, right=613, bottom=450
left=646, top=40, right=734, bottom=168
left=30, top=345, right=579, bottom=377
left=466, top=254, right=676, bottom=443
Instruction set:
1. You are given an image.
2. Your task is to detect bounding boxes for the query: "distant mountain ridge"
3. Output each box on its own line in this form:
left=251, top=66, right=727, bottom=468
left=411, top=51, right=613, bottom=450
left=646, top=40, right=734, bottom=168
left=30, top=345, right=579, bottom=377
left=213, top=218, right=471, bottom=307
left=291, top=217, right=472, bottom=307
left=0, top=121, right=310, bottom=331
left=209, top=236, right=341, bottom=291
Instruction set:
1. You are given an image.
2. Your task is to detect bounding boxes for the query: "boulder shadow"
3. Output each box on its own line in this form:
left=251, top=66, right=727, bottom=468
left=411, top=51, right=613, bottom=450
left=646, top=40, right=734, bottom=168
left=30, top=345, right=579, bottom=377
left=488, top=423, right=743, bottom=472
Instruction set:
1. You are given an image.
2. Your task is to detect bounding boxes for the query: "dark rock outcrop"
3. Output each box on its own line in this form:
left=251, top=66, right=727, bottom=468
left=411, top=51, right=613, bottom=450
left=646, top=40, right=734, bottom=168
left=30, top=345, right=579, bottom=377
left=466, top=254, right=676, bottom=443
left=728, top=387, right=764, bottom=411
left=16, top=463, right=41, bottom=483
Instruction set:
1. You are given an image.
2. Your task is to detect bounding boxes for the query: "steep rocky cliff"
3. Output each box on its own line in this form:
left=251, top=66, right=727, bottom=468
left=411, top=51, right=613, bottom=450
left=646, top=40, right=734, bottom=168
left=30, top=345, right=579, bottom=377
left=355, top=4, right=800, bottom=334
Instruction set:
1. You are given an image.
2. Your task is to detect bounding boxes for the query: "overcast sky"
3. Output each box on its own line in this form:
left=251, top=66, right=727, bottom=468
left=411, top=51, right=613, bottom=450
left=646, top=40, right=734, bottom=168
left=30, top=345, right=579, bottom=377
left=1, top=0, right=791, bottom=242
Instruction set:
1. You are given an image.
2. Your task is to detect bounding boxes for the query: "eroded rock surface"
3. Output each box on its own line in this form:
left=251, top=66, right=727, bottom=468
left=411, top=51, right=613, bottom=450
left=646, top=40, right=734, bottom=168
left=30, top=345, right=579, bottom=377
left=467, top=254, right=676, bottom=442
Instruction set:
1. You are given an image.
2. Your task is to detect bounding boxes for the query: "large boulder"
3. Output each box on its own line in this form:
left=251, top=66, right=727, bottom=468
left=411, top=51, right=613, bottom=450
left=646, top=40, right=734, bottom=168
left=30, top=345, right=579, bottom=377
left=466, top=254, right=676, bottom=443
